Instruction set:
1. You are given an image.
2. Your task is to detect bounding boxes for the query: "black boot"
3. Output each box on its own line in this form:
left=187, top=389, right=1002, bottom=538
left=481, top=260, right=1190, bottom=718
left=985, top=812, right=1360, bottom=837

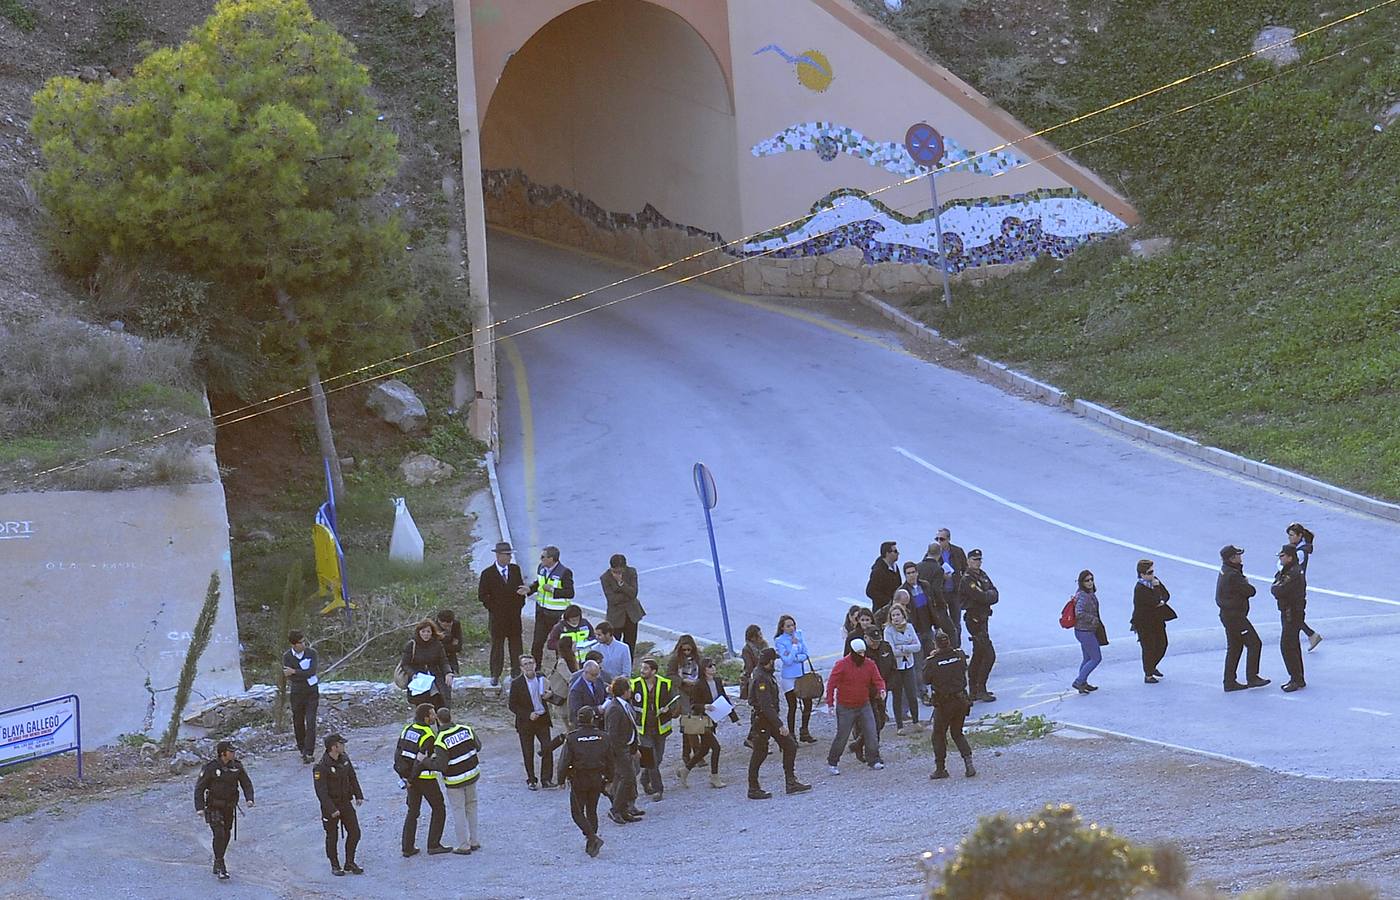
left=799, top=729, right=816, bottom=743
left=748, top=783, right=773, bottom=800
left=930, top=764, right=949, bottom=780
left=785, top=774, right=812, bottom=795
left=963, top=755, right=977, bottom=778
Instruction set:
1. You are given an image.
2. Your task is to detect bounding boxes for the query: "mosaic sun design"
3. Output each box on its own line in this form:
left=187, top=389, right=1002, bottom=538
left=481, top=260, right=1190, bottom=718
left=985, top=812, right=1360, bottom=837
left=752, top=122, right=1021, bottom=177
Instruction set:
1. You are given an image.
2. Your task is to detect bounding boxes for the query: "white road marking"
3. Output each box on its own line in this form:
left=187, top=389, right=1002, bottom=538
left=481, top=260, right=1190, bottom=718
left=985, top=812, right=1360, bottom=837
left=893, top=446, right=1400, bottom=607
left=766, top=578, right=807, bottom=590
left=1349, top=707, right=1392, bottom=717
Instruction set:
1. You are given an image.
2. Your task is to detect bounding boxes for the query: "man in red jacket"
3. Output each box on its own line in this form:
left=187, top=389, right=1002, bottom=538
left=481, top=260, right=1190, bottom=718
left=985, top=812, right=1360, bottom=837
left=824, top=638, right=886, bottom=774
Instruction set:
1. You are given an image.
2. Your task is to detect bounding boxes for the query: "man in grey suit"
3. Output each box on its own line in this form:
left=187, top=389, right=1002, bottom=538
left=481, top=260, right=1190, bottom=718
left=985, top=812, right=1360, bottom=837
left=600, top=554, right=646, bottom=652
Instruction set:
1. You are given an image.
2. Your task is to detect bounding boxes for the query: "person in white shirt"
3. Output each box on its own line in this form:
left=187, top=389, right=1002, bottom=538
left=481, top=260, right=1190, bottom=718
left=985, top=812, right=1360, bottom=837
left=282, top=631, right=320, bottom=763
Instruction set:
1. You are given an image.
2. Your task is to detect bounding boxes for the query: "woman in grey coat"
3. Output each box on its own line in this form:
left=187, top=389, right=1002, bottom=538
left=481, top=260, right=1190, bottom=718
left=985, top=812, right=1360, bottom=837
left=1072, top=570, right=1104, bottom=694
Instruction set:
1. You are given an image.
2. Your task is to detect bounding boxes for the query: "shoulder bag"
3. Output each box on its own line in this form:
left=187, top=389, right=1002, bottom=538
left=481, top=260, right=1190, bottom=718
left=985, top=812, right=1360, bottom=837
left=793, top=658, right=824, bottom=700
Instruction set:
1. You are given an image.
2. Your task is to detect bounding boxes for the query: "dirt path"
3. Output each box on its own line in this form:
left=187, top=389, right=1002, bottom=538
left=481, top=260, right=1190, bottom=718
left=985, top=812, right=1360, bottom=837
left=2, top=708, right=1398, bottom=899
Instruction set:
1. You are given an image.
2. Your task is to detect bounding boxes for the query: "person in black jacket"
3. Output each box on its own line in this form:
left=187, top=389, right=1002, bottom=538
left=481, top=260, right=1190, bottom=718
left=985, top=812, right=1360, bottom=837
left=1273, top=544, right=1308, bottom=692
left=1217, top=545, right=1269, bottom=691
left=747, top=648, right=812, bottom=800
left=864, top=541, right=902, bottom=614
left=1131, top=559, right=1172, bottom=683
left=603, top=676, right=643, bottom=824
left=680, top=659, right=742, bottom=789
left=282, top=630, right=320, bottom=763
left=313, top=734, right=364, bottom=876
left=402, top=620, right=450, bottom=708
left=508, top=654, right=559, bottom=788
left=434, top=609, right=464, bottom=675
left=959, top=549, right=999, bottom=702
left=194, top=741, right=254, bottom=880
left=528, top=545, right=576, bottom=666
left=558, top=706, right=610, bottom=857
left=478, top=541, right=526, bottom=685
left=924, top=633, right=975, bottom=780
left=931, top=529, right=968, bottom=644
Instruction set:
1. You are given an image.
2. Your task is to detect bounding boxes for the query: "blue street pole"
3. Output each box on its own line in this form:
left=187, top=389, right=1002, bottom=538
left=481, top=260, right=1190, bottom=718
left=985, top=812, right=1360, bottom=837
left=693, top=462, right=735, bottom=655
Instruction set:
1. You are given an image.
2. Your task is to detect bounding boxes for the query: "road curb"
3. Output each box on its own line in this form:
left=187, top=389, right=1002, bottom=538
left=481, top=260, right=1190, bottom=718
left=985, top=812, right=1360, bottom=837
left=480, top=450, right=719, bottom=652
left=854, top=292, right=1400, bottom=523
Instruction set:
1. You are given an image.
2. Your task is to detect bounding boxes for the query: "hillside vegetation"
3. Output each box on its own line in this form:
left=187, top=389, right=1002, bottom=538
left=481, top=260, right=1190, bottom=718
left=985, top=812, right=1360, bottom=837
left=869, top=0, right=1400, bottom=499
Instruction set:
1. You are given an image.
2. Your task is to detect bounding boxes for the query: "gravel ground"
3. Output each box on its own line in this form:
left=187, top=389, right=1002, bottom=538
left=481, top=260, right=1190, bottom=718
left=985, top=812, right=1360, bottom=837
left=2, top=707, right=1398, bottom=899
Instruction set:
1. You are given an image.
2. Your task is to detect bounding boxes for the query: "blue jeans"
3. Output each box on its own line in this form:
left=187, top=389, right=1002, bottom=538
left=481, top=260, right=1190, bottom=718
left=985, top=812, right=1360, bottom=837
left=1074, top=629, right=1102, bottom=685
left=827, top=704, right=880, bottom=766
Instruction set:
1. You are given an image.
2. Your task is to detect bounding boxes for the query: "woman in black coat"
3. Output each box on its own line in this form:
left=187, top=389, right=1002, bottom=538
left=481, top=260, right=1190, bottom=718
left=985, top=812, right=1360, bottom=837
left=678, top=658, right=740, bottom=789
left=402, top=620, right=449, bottom=706
left=1130, top=559, right=1173, bottom=683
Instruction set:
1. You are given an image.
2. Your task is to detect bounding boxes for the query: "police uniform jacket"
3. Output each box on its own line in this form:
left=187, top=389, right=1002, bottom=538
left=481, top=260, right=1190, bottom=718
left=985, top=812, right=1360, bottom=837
left=557, top=724, right=609, bottom=788
left=195, top=758, right=254, bottom=812
left=1215, top=562, right=1256, bottom=622
left=313, top=752, right=363, bottom=816
left=960, top=570, right=999, bottom=620
left=748, top=667, right=785, bottom=735
left=1271, top=562, right=1307, bottom=614
left=923, top=648, right=970, bottom=697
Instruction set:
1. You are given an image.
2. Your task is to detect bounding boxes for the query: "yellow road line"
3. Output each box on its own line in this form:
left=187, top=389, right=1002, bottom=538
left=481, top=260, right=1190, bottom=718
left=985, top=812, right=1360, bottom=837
left=498, top=335, right=538, bottom=559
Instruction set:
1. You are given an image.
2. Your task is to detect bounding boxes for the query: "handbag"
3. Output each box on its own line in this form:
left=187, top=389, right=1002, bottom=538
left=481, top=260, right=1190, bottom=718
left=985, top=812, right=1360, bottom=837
left=793, top=659, right=824, bottom=700
left=680, top=714, right=713, bottom=735
left=545, top=656, right=571, bottom=702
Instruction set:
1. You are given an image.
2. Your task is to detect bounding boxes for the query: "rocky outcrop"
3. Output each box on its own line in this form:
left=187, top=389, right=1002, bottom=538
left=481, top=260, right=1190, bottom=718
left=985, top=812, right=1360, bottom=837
left=366, top=379, right=427, bottom=433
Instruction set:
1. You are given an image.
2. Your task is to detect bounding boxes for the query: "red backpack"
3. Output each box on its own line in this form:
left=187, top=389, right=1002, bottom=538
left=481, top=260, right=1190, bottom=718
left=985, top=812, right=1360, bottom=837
left=1059, top=596, right=1077, bottom=629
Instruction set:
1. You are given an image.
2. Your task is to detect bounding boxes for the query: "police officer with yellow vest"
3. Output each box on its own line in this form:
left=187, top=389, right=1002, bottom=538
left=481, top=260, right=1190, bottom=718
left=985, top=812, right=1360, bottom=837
left=547, top=604, right=597, bottom=672
left=558, top=705, right=611, bottom=857
left=313, top=733, right=364, bottom=876
left=432, top=707, right=482, bottom=855
left=630, top=657, right=678, bottom=800
left=394, top=703, right=452, bottom=857
left=528, top=545, right=575, bottom=666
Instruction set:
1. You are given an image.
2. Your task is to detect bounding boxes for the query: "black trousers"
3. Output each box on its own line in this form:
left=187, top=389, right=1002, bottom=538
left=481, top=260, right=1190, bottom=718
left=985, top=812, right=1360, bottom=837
left=684, top=730, right=721, bottom=774
left=618, top=618, right=640, bottom=655
left=1222, top=616, right=1262, bottom=682
left=609, top=751, right=638, bottom=812
left=488, top=612, right=523, bottom=680
left=944, top=591, right=962, bottom=644
left=205, top=806, right=233, bottom=865
left=932, top=703, right=971, bottom=764
left=784, top=690, right=813, bottom=734
left=568, top=776, right=603, bottom=839
left=531, top=608, right=562, bottom=666
left=402, top=778, right=446, bottom=852
left=748, top=723, right=796, bottom=786
left=966, top=618, right=996, bottom=692
left=1138, top=625, right=1168, bottom=676
left=290, top=690, right=318, bottom=755
left=517, top=717, right=554, bottom=783
left=322, top=800, right=360, bottom=866
left=1280, top=607, right=1306, bottom=683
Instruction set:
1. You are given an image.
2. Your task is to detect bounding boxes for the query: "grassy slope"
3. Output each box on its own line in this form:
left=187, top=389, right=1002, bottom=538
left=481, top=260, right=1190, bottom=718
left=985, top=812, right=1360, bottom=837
left=888, top=0, right=1400, bottom=498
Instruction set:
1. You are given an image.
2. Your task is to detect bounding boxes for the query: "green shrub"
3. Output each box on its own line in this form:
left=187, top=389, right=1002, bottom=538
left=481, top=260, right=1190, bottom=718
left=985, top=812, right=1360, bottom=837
left=1, top=0, right=36, bottom=31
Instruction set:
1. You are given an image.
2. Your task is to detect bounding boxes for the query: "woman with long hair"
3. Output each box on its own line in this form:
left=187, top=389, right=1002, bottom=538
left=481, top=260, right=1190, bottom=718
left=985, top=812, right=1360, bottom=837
left=679, top=657, right=741, bottom=788
left=667, top=634, right=703, bottom=776
left=1130, top=559, right=1172, bottom=683
left=1287, top=523, right=1322, bottom=651
left=1071, top=570, right=1104, bottom=694
left=402, top=620, right=448, bottom=707
left=774, top=614, right=817, bottom=743
left=739, top=624, right=767, bottom=701
left=884, top=604, right=922, bottom=732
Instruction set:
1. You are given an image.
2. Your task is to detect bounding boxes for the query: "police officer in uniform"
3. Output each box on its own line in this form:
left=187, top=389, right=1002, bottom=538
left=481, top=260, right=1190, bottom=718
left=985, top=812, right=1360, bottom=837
left=313, top=733, right=364, bottom=876
left=557, top=705, right=610, bottom=857
left=1217, top=544, right=1269, bottom=692
left=528, top=545, right=575, bottom=666
left=959, top=549, right=999, bottom=703
left=193, top=740, right=254, bottom=880
left=924, top=632, right=976, bottom=779
left=433, top=707, right=483, bottom=854
left=1273, top=544, right=1308, bottom=692
left=395, top=703, right=452, bottom=857
left=747, top=648, right=812, bottom=800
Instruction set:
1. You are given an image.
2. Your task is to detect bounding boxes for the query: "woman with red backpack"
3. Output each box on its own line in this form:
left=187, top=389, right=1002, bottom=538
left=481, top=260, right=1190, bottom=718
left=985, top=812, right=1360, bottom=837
left=1070, top=570, right=1105, bottom=694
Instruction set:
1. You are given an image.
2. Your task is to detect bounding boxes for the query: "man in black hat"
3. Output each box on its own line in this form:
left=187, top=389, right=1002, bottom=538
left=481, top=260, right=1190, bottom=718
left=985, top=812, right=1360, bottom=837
left=557, top=705, right=610, bottom=857
left=194, top=741, right=254, bottom=880
left=1273, top=544, right=1308, bottom=692
left=1216, top=544, right=1269, bottom=692
left=747, top=647, right=811, bottom=799
left=313, top=733, right=364, bottom=876
left=478, top=540, right=525, bottom=686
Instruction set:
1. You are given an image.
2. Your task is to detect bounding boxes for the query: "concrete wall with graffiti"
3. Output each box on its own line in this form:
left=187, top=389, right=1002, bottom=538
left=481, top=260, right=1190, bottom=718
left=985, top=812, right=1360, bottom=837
left=470, top=0, right=1137, bottom=295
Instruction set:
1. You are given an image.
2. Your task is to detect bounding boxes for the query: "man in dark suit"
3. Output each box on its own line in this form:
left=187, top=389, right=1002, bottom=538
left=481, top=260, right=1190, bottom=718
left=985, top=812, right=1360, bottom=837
left=478, top=541, right=526, bottom=686
left=865, top=541, right=902, bottom=614
left=507, top=655, right=558, bottom=789
left=931, top=529, right=968, bottom=644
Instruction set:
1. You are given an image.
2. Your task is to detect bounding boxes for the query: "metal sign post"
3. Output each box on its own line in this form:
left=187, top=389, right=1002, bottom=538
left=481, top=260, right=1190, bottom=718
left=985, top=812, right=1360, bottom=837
left=692, top=462, right=735, bottom=655
left=904, top=122, right=954, bottom=308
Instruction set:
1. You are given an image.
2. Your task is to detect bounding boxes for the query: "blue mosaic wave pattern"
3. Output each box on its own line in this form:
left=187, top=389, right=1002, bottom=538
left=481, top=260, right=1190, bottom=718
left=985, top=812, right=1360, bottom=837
left=751, top=122, right=1022, bottom=177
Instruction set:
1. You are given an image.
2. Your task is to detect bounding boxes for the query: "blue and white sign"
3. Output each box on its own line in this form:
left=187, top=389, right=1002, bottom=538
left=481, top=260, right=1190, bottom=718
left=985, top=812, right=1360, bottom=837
left=0, top=694, right=83, bottom=778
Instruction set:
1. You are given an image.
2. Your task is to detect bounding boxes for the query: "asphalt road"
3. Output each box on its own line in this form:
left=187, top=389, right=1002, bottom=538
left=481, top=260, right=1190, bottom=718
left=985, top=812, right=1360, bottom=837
left=488, top=230, right=1400, bottom=779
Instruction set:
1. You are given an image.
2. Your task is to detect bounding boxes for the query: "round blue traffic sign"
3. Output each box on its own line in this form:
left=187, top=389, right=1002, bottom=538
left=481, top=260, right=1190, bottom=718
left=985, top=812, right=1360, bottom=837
left=904, top=122, right=945, bottom=167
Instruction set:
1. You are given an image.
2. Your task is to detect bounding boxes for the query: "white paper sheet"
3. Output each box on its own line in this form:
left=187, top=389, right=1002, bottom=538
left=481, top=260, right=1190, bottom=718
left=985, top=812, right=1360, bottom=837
left=706, top=695, right=734, bottom=723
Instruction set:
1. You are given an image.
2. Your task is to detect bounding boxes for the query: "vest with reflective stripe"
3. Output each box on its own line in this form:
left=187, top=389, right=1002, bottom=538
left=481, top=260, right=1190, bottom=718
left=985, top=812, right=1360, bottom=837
left=434, top=724, right=481, bottom=786
left=536, top=566, right=568, bottom=611
left=630, top=675, right=673, bottom=736
left=397, top=722, right=437, bottom=780
left=561, top=624, right=596, bottom=657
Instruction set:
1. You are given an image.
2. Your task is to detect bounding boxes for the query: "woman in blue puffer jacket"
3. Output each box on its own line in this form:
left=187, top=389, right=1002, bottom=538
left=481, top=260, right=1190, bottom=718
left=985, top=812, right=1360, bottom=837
left=774, top=615, right=817, bottom=743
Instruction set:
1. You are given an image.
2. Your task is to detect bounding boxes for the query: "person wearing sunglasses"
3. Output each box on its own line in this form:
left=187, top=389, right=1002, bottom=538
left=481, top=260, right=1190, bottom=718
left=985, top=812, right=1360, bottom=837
left=1071, top=570, right=1104, bottom=694
left=1130, top=559, right=1173, bottom=683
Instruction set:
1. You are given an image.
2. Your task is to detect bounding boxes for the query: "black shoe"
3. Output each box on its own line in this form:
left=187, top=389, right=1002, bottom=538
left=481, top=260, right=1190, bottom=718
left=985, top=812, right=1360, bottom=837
left=978, top=692, right=997, bottom=702
left=743, top=738, right=753, bottom=749
left=345, top=862, right=364, bottom=875
left=1153, top=670, right=1165, bottom=678
left=1246, top=676, right=1271, bottom=688
left=799, top=730, right=816, bottom=743
left=540, top=779, right=555, bottom=789
left=930, top=767, right=949, bottom=779
left=1224, top=681, right=1248, bottom=692
left=427, top=845, right=454, bottom=855
left=1073, top=682, right=1092, bottom=694
left=623, top=811, right=644, bottom=822
left=1144, top=675, right=1159, bottom=684
left=585, top=836, right=602, bottom=857
left=608, top=811, right=630, bottom=826
left=402, top=848, right=420, bottom=858
left=490, top=677, right=501, bottom=687
left=217, top=869, right=229, bottom=881
left=527, top=781, right=539, bottom=791
left=331, top=865, right=345, bottom=876
left=1282, top=681, right=1305, bottom=692
left=625, top=807, right=645, bottom=817
left=748, top=786, right=773, bottom=800
left=1083, top=683, right=1098, bottom=692
left=785, top=778, right=812, bottom=795
left=963, top=757, right=977, bottom=778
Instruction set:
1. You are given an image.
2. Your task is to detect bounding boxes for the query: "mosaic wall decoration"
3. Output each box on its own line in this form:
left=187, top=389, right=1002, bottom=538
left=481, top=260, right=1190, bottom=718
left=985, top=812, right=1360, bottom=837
left=752, top=121, right=1020, bottom=177
left=483, top=169, right=1126, bottom=273
left=753, top=45, right=835, bottom=92
left=744, top=187, right=1129, bottom=272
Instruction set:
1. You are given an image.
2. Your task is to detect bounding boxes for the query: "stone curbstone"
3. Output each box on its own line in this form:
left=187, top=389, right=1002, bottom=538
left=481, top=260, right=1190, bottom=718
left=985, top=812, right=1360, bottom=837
left=855, top=292, right=1400, bottom=523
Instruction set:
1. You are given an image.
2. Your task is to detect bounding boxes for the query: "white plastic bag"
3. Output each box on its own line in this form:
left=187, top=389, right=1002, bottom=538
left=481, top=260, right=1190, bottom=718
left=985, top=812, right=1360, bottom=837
left=389, top=496, right=425, bottom=563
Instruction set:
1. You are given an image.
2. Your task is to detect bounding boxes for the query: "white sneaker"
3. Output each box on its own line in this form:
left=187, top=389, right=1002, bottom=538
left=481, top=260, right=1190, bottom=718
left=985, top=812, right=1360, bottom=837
left=872, top=761, right=886, bottom=770
left=827, top=765, right=840, bottom=776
